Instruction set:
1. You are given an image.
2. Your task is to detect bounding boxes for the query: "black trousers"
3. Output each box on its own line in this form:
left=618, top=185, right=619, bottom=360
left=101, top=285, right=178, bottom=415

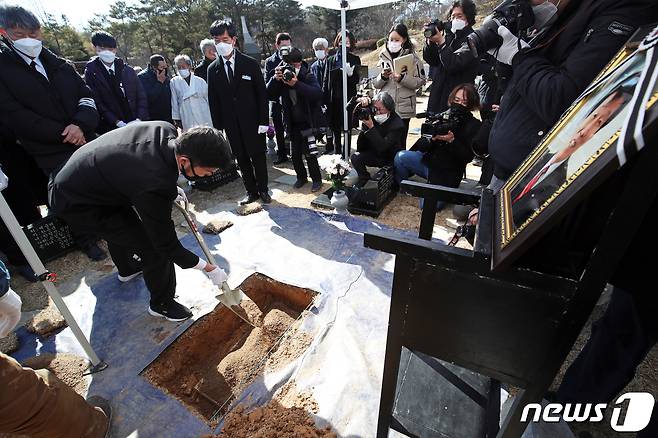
left=59, top=206, right=175, bottom=306
left=290, top=127, right=322, bottom=183
left=557, top=287, right=658, bottom=437
left=271, top=102, right=288, bottom=160
left=0, top=141, right=46, bottom=266
left=350, top=151, right=390, bottom=180
left=233, top=136, right=268, bottom=195
left=400, top=118, right=410, bottom=149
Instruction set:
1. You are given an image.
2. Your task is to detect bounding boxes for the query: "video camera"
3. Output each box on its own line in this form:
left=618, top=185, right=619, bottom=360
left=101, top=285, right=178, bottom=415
left=423, top=19, right=449, bottom=39
left=467, top=0, right=535, bottom=58
left=418, top=107, right=468, bottom=140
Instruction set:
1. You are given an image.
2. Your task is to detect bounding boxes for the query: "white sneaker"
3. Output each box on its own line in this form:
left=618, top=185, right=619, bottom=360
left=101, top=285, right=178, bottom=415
left=118, top=271, right=143, bottom=283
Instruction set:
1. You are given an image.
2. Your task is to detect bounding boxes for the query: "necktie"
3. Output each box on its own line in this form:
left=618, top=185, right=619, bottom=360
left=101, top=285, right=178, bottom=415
left=513, top=164, right=550, bottom=203
left=226, top=60, right=234, bottom=84
left=29, top=60, right=37, bottom=71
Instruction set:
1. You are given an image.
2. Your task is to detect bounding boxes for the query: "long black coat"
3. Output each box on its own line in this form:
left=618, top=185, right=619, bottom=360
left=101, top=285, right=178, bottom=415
left=489, top=0, right=658, bottom=179
left=50, top=121, right=199, bottom=269
left=323, top=51, right=361, bottom=131
left=207, top=50, right=268, bottom=156
left=0, top=39, right=98, bottom=173
left=423, top=27, right=479, bottom=114
left=138, top=68, right=173, bottom=124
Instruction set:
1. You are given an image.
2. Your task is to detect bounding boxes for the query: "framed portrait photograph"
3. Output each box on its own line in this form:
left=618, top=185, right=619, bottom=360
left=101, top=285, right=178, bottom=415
left=492, top=24, right=658, bottom=270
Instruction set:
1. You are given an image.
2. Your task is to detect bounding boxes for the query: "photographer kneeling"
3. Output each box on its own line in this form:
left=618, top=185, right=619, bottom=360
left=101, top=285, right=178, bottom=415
left=266, top=47, right=324, bottom=191
left=350, top=92, right=405, bottom=186
left=394, top=84, right=481, bottom=202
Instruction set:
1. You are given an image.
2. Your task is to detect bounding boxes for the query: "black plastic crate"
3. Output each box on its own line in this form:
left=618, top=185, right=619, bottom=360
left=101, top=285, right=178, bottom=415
left=191, top=165, right=240, bottom=191
left=24, top=215, right=76, bottom=262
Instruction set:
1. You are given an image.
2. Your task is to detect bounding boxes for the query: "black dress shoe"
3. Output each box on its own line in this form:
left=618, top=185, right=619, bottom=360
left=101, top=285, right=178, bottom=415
left=293, top=179, right=307, bottom=189
left=259, top=191, right=272, bottom=203
left=82, top=243, right=108, bottom=261
left=273, top=157, right=289, bottom=165
left=239, top=193, right=260, bottom=205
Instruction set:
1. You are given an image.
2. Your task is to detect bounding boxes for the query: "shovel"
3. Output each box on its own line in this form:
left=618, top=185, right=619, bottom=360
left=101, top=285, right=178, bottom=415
left=174, top=199, right=259, bottom=327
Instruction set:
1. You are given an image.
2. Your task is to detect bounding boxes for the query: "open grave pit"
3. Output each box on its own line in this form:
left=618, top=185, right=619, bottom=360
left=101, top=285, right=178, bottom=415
left=143, top=273, right=317, bottom=422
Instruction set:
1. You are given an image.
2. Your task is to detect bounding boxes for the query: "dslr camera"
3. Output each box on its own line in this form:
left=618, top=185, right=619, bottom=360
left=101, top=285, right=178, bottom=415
left=419, top=107, right=467, bottom=140
left=356, top=103, right=376, bottom=121
left=423, top=19, right=449, bottom=39
left=277, top=46, right=302, bottom=82
left=467, top=0, right=535, bottom=57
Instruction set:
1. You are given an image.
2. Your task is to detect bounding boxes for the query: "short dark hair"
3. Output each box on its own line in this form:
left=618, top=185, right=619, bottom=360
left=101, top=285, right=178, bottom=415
left=447, top=0, right=477, bottom=26
left=333, top=30, right=356, bottom=49
left=448, top=83, right=481, bottom=111
left=389, top=22, right=413, bottom=51
left=285, top=47, right=303, bottom=63
left=276, top=32, right=291, bottom=45
left=0, top=5, right=40, bottom=31
left=91, top=30, right=117, bottom=48
left=209, top=20, right=237, bottom=38
left=175, top=126, right=234, bottom=170
left=149, top=54, right=165, bottom=68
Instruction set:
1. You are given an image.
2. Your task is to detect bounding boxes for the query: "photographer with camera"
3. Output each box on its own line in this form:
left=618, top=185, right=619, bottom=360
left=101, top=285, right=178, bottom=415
left=423, top=0, right=479, bottom=114
left=373, top=23, right=426, bottom=146
left=476, top=0, right=657, bottom=192
left=266, top=47, right=324, bottom=192
left=265, top=32, right=292, bottom=165
left=394, top=84, right=481, bottom=200
left=350, top=91, right=405, bottom=187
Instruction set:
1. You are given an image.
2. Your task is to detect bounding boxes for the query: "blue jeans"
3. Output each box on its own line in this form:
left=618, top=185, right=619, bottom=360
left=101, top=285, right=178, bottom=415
left=393, top=150, right=445, bottom=211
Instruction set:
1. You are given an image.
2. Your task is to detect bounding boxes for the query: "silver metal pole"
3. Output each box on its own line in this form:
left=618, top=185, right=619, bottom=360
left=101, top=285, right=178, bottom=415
left=0, top=193, right=105, bottom=370
left=341, top=6, right=349, bottom=160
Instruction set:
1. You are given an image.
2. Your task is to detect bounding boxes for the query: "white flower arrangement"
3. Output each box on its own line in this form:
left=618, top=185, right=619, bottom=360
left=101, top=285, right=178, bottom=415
left=317, top=154, right=351, bottom=190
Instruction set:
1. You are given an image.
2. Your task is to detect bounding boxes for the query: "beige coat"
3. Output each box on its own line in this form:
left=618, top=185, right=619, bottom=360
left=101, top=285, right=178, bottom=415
left=372, top=47, right=425, bottom=120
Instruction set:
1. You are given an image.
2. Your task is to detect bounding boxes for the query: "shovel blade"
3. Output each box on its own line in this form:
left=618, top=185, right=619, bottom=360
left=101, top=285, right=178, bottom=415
left=216, top=283, right=259, bottom=327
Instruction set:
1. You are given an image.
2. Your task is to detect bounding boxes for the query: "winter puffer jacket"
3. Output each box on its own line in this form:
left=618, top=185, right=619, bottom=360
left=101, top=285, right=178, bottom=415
left=372, top=47, right=425, bottom=120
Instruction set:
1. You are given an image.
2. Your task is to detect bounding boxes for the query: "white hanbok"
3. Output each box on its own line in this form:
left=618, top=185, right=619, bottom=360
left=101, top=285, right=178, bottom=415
left=170, top=74, right=213, bottom=131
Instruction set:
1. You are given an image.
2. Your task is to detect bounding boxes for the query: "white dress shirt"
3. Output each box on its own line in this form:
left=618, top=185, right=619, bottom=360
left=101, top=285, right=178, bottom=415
left=16, top=50, right=48, bottom=80
left=222, top=52, right=235, bottom=82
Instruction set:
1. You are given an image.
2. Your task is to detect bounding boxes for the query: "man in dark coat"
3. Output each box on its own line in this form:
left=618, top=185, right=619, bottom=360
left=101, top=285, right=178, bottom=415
left=207, top=20, right=270, bottom=204
left=194, top=39, right=216, bottom=83
left=85, top=30, right=149, bottom=134
left=423, top=0, right=479, bottom=114
left=0, top=5, right=106, bottom=261
left=50, top=123, right=233, bottom=321
left=487, top=0, right=658, bottom=189
left=264, top=32, right=292, bottom=164
left=351, top=92, right=405, bottom=186
left=138, top=54, right=173, bottom=125
left=267, top=48, right=324, bottom=191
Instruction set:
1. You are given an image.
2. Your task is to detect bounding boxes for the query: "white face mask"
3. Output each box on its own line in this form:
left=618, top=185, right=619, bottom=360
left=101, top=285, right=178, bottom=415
left=216, top=41, right=233, bottom=57
left=387, top=41, right=402, bottom=53
left=97, top=50, right=116, bottom=64
left=294, top=67, right=301, bottom=75
left=451, top=19, right=467, bottom=33
left=315, top=49, right=326, bottom=60
left=12, top=37, right=42, bottom=58
left=531, top=0, right=559, bottom=31
left=178, top=69, right=190, bottom=78
left=374, top=113, right=389, bottom=124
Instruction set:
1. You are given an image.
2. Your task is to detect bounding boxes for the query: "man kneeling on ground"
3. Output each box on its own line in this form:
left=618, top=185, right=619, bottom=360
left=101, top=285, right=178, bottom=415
left=50, top=122, right=232, bottom=321
left=350, top=91, right=405, bottom=186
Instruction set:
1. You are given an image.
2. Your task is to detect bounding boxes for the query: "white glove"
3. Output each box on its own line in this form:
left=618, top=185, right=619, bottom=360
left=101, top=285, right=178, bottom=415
left=206, top=266, right=228, bottom=286
left=0, top=290, right=22, bottom=338
left=175, top=186, right=187, bottom=205
left=345, top=63, right=355, bottom=77
left=488, top=26, right=529, bottom=65
left=127, top=119, right=141, bottom=125
left=116, top=121, right=127, bottom=128
left=0, top=167, right=8, bottom=191
left=258, top=125, right=269, bottom=134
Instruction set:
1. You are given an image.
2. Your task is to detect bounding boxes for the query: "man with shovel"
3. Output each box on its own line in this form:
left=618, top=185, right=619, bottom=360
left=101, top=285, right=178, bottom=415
left=50, top=122, right=232, bottom=321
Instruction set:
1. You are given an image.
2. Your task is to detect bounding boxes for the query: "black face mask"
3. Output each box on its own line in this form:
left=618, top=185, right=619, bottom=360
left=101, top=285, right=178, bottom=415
left=180, top=158, right=203, bottom=181
left=450, top=102, right=469, bottom=114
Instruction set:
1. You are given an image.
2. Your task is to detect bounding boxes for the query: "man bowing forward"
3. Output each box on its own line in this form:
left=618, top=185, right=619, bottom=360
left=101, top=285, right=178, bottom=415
left=207, top=20, right=271, bottom=204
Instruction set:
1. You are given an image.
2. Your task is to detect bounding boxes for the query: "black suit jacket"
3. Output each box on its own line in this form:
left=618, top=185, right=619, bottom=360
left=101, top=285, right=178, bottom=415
left=512, top=161, right=567, bottom=227
left=0, top=39, right=98, bottom=173
left=50, top=121, right=198, bottom=268
left=207, top=50, right=268, bottom=156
